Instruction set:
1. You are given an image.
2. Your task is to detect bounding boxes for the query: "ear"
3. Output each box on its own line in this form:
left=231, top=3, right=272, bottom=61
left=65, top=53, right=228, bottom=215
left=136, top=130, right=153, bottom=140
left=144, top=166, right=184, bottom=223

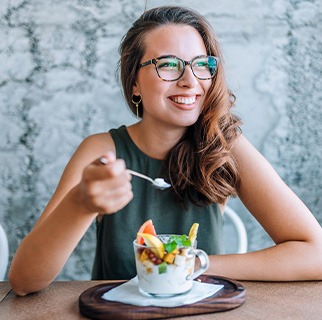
left=132, top=82, right=140, bottom=94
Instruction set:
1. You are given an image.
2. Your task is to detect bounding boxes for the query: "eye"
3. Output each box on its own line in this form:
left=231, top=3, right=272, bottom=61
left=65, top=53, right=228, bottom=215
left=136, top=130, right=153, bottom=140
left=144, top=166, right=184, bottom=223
left=193, top=59, right=208, bottom=69
left=157, top=58, right=180, bottom=70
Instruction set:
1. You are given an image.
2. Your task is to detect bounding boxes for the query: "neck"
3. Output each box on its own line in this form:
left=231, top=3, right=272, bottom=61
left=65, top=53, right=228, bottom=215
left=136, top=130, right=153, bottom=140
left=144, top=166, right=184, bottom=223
left=127, top=121, right=186, bottom=160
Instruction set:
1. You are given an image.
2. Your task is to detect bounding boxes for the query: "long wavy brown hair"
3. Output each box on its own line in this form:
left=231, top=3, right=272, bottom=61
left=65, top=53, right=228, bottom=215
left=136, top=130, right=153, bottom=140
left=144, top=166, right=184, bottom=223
left=119, top=6, right=242, bottom=205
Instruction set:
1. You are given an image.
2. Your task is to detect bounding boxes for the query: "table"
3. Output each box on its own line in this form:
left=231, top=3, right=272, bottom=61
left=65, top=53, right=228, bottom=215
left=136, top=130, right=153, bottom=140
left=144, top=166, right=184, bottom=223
left=1, top=279, right=322, bottom=319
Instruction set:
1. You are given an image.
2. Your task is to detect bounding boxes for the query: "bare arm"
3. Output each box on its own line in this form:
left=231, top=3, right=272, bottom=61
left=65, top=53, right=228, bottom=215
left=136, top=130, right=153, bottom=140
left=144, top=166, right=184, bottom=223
left=9, top=133, right=133, bottom=295
left=208, top=134, right=322, bottom=281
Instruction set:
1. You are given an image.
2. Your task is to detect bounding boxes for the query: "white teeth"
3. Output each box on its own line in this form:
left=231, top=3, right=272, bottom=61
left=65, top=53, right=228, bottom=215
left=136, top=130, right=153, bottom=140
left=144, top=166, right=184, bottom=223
left=171, top=96, right=196, bottom=105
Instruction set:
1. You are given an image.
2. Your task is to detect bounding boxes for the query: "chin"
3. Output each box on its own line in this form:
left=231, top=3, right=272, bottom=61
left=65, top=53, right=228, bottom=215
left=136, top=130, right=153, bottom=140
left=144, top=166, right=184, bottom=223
left=174, top=117, right=199, bottom=128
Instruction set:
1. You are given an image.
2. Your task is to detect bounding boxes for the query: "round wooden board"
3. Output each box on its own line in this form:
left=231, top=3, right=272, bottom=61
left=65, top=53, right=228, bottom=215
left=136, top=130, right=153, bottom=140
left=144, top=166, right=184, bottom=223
left=79, top=275, right=246, bottom=319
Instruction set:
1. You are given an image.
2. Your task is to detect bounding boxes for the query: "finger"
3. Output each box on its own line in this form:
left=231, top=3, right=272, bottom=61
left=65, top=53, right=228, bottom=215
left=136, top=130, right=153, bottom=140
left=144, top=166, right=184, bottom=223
left=105, top=159, right=127, bottom=178
left=99, top=189, right=134, bottom=214
left=91, top=169, right=131, bottom=194
left=81, top=177, right=133, bottom=214
left=99, top=151, right=116, bottom=165
left=103, top=178, right=133, bottom=198
left=87, top=180, right=133, bottom=214
left=98, top=153, right=128, bottom=177
left=83, top=160, right=127, bottom=184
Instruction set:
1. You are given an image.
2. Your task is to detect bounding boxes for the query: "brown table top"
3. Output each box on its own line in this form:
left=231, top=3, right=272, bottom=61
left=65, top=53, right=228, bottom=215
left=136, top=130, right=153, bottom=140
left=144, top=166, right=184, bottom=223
left=0, top=281, right=11, bottom=302
left=1, top=279, right=322, bottom=319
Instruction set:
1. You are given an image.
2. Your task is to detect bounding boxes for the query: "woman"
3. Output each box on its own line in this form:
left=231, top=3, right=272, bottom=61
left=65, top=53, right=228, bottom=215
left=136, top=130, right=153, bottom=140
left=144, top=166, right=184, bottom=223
left=9, top=6, right=322, bottom=296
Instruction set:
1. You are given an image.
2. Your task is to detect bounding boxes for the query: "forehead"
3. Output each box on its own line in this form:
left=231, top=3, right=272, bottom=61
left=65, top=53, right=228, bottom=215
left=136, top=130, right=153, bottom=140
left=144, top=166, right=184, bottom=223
left=142, top=24, right=207, bottom=60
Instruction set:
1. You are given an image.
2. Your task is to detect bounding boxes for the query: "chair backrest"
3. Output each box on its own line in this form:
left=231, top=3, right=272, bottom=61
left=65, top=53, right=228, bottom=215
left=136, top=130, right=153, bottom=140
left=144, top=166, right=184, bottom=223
left=0, top=223, right=9, bottom=280
left=223, top=206, right=248, bottom=254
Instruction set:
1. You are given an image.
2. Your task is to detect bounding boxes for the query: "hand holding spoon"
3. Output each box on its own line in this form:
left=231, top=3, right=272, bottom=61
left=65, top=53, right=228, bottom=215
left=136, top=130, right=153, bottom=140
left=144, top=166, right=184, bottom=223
left=100, top=157, right=171, bottom=190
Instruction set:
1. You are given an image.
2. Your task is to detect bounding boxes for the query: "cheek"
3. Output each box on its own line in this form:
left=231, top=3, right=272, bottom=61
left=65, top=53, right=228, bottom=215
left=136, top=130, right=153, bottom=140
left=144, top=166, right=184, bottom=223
left=203, top=80, right=212, bottom=94
left=199, top=82, right=212, bottom=106
left=140, top=82, right=170, bottom=105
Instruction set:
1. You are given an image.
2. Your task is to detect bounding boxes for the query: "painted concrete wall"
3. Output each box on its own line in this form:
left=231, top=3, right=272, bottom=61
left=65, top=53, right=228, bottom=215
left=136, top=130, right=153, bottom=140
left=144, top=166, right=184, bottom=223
left=1, top=0, right=321, bottom=280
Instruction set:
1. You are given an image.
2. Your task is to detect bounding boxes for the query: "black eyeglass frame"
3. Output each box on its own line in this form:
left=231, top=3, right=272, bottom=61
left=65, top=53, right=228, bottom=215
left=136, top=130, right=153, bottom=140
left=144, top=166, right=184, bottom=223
left=138, top=55, right=219, bottom=81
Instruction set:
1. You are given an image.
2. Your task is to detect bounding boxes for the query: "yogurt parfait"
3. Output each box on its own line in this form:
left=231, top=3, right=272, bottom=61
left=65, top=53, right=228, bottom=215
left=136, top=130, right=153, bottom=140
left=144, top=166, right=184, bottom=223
left=133, top=220, right=209, bottom=297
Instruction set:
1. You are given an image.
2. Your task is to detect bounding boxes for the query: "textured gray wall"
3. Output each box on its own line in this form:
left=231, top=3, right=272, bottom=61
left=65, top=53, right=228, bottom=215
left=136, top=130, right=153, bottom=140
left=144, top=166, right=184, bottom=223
left=1, top=0, right=321, bottom=280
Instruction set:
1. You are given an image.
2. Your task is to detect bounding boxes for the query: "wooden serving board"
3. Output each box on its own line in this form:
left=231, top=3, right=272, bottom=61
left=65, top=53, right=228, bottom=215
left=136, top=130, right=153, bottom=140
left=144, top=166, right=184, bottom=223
left=79, top=275, right=246, bottom=319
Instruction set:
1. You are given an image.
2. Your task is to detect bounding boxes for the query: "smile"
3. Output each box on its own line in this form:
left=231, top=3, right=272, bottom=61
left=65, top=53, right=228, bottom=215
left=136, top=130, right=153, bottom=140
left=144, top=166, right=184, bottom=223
left=170, top=96, right=197, bottom=105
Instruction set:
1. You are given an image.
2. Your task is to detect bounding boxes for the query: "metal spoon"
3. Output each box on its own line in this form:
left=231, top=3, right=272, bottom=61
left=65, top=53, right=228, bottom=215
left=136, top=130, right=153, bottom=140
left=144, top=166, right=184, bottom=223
left=126, top=169, right=171, bottom=190
left=100, top=157, right=171, bottom=190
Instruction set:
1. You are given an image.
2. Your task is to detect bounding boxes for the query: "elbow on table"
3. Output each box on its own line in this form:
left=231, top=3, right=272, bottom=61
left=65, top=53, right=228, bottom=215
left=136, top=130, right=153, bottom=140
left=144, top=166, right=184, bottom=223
left=8, top=268, right=49, bottom=296
left=10, top=286, right=29, bottom=297
left=9, top=272, right=32, bottom=296
left=9, top=273, right=29, bottom=296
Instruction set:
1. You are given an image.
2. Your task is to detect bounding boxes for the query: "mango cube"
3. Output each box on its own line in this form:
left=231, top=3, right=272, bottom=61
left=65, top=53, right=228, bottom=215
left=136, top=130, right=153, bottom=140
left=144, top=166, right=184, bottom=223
left=139, top=249, right=149, bottom=262
left=163, top=253, right=175, bottom=264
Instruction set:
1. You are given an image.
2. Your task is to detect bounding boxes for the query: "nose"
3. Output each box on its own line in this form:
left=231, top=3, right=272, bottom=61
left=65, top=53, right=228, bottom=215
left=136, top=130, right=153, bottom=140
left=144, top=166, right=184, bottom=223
left=177, top=65, right=198, bottom=88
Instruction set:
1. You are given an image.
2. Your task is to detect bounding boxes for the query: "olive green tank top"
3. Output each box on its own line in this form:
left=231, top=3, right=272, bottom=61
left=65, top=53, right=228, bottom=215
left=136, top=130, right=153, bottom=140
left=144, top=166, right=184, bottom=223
left=91, top=125, right=223, bottom=280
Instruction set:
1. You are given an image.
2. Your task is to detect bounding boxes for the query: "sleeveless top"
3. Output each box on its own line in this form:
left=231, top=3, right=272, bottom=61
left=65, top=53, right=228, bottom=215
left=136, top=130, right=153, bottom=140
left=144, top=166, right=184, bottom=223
left=91, top=125, right=223, bottom=280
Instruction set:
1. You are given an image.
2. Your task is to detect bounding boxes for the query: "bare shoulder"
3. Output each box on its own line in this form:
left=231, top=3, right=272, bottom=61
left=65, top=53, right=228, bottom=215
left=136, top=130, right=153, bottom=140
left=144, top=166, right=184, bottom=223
left=231, top=133, right=286, bottom=202
left=75, top=132, right=115, bottom=163
left=80, top=131, right=115, bottom=151
left=231, top=134, right=276, bottom=180
left=231, top=134, right=261, bottom=163
left=60, top=132, right=116, bottom=183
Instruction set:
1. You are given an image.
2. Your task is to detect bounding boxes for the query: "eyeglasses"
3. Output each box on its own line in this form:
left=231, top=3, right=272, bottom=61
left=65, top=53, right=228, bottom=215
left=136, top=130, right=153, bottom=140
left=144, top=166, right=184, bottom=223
left=138, top=55, right=219, bottom=81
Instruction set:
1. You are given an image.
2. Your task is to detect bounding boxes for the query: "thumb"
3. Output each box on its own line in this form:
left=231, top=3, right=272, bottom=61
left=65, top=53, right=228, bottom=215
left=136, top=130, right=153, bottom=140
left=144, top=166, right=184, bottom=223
left=99, top=151, right=116, bottom=165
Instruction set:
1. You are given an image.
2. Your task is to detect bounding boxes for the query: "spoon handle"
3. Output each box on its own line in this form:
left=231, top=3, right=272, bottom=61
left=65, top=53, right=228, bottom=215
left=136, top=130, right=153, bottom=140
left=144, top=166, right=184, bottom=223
left=100, top=158, right=154, bottom=184
left=126, top=169, right=154, bottom=183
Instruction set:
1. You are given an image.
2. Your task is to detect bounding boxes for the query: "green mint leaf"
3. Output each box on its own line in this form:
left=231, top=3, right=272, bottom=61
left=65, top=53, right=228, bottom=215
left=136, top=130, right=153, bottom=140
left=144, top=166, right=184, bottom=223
left=182, top=239, right=191, bottom=247
left=167, top=235, right=191, bottom=247
left=164, top=241, right=177, bottom=253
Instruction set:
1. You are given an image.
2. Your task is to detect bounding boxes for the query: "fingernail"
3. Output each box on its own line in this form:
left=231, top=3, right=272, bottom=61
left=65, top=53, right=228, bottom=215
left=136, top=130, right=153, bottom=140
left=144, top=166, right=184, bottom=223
left=100, top=157, right=109, bottom=164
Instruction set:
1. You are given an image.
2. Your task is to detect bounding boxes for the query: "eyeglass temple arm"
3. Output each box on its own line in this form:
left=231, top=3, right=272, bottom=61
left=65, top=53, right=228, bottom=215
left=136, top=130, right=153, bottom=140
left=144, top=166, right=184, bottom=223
left=139, top=60, right=154, bottom=68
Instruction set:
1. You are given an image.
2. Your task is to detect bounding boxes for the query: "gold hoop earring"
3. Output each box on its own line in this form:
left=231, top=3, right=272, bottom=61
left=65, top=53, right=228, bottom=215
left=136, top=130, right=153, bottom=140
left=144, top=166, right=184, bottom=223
left=131, top=92, right=142, bottom=120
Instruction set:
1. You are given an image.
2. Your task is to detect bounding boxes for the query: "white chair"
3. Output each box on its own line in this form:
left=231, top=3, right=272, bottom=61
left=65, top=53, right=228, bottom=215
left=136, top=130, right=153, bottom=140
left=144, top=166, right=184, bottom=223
left=223, top=206, right=248, bottom=254
left=0, top=223, right=9, bottom=280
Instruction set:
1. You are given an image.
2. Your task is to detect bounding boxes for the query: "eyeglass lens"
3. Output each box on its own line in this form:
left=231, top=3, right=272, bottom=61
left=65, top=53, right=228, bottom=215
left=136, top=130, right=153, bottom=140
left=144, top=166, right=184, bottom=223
left=156, top=56, right=217, bottom=81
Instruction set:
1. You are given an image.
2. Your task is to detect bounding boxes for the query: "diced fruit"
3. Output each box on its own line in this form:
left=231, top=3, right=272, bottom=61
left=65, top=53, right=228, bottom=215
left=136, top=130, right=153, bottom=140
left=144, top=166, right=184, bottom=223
left=137, top=233, right=165, bottom=259
left=163, top=253, right=175, bottom=264
left=139, top=249, right=149, bottom=262
left=172, top=248, right=180, bottom=255
left=174, top=254, right=186, bottom=266
left=158, top=262, right=167, bottom=274
left=136, top=219, right=157, bottom=244
left=188, top=223, right=199, bottom=244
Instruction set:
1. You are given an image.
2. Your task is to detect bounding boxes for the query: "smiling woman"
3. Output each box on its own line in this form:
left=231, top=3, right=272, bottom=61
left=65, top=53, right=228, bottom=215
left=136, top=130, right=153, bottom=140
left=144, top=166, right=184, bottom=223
left=8, top=6, right=322, bottom=296
left=129, top=24, right=213, bottom=129
left=119, top=10, right=240, bottom=204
